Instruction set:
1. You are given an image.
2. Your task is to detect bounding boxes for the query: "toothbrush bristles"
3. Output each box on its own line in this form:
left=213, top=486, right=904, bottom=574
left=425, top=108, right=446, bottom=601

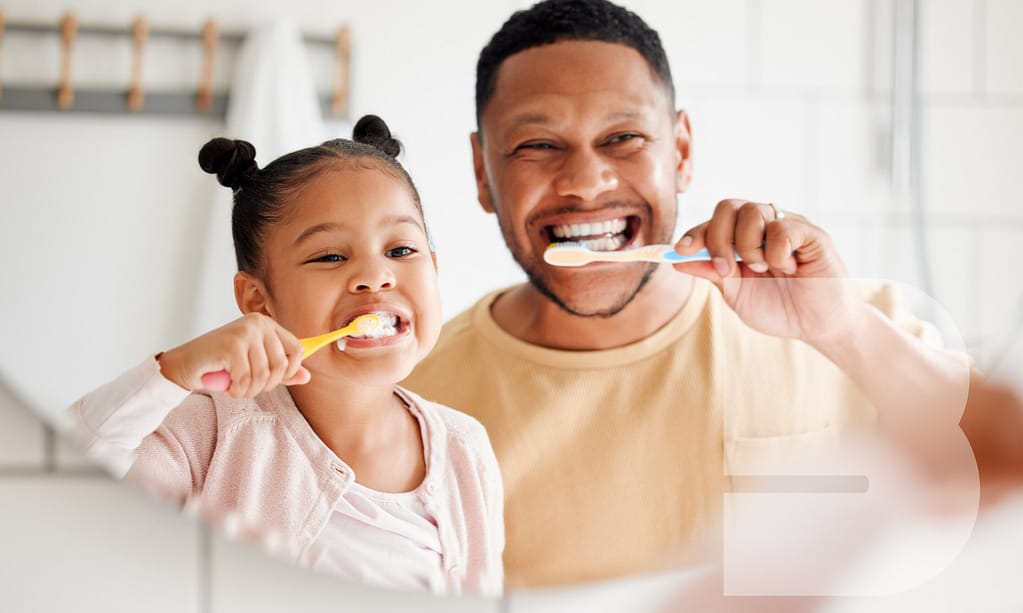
left=543, top=243, right=597, bottom=266
left=353, top=314, right=382, bottom=334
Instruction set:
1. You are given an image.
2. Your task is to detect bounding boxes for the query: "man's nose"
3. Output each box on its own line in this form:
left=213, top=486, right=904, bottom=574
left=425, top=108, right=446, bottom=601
left=348, top=258, right=396, bottom=293
left=553, top=148, right=619, bottom=201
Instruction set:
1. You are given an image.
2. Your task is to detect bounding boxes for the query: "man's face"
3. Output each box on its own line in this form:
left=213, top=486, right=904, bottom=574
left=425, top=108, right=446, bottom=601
left=473, top=40, right=691, bottom=317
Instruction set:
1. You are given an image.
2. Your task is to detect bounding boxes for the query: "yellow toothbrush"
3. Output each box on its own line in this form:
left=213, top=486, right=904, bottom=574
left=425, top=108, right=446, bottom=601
left=297, top=314, right=383, bottom=356
left=200, top=314, right=382, bottom=391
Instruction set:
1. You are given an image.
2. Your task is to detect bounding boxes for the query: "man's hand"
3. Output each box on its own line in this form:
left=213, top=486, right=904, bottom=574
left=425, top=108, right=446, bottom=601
left=673, top=199, right=865, bottom=345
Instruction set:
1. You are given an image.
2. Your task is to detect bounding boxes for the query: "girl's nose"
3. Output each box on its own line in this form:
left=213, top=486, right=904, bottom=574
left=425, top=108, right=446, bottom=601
left=348, top=259, right=396, bottom=293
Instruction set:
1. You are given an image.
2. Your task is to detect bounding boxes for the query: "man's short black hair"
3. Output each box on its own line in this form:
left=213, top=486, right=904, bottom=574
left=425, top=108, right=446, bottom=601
left=475, top=0, right=675, bottom=132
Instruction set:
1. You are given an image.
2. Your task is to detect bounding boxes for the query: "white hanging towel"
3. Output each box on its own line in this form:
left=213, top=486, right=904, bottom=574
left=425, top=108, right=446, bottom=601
left=192, top=19, right=330, bottom=335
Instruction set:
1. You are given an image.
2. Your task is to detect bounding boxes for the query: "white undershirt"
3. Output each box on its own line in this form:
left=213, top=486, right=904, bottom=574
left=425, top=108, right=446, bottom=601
left=310, top=399, right=445, bottom=593
left=312, top=482, right=444, bottom=592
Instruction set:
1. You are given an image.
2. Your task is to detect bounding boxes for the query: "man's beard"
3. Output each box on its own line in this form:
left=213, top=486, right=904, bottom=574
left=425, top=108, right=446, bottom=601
left=524, top=261, right=659, bottom=318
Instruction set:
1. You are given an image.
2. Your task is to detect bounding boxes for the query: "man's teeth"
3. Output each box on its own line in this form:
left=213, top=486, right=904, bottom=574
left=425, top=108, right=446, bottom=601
left=575, top=234, right=627, bottom=252
left=551, top=218, right=628, bottom=251
left=551, top=218, right=627, bottom=240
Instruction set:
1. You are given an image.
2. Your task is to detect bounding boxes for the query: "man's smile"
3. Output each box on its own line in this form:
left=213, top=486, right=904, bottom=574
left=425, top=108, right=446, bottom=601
left=543, top=215, right=641, bottom=252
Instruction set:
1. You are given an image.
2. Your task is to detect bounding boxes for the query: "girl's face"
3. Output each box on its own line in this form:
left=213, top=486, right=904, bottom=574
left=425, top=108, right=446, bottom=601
left=241, top=164, right=441, bottom=388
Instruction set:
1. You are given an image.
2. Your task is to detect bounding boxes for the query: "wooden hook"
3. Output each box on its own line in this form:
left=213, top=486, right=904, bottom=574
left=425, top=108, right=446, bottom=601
left=331, top=25, right=350, bottom=117
left=0, top=9, right=6, bottom=105
left=196, top=18, right=219, bottom=113
left=127, top=17, right=149, bottom=112
left=57, top=12, right=78, bottom=110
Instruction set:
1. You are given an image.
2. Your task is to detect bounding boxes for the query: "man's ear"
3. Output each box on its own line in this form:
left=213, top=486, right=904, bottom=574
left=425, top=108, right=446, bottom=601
left=234, top=271, right=273, bottom=317
left=674, top=109, right=694, bottom=193
left=470, top=132, right=495, bottom=214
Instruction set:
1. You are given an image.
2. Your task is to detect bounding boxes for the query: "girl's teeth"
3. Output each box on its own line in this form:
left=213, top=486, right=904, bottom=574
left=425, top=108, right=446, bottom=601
left=346, top=312, right=400, bottom=340
left=351, top=325, right=398, bottom=339
left=372, top=312, right=398, bottom=327
left=335, top=312, right=402, bottom=344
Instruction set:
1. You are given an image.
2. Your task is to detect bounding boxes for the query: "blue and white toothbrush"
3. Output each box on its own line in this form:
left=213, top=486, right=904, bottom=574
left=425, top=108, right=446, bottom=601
left=543, top=242, right=742, bottom=267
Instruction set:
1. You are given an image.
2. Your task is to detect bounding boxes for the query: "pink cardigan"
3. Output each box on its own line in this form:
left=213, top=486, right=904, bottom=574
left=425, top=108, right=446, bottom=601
left=68, top=357, right=504, bottom=596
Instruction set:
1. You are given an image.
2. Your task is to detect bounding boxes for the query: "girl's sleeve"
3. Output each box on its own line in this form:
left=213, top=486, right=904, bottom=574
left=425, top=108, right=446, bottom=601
left=478, top=428, right=506, bottom=596
left=64, top=355, right=211, bottom=504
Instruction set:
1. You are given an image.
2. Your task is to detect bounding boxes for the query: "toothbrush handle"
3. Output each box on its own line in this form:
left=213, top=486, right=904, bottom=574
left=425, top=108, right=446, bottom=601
left=197, top=324, right=350, bottom=392
left=196, top=323, right=352, bottom=392
left=660, top=247, right=744, bottom=263
left=200, top=370, right=231, bottom=392
left=603, top=245, right=695, bottom=263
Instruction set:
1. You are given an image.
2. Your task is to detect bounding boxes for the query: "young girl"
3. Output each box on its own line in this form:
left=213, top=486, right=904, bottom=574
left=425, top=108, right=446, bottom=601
left=68, top=115, right=503, bottom=596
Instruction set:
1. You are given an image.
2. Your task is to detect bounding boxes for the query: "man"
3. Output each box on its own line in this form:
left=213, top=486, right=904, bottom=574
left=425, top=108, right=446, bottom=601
left=403, top=0, right=988, bottom=590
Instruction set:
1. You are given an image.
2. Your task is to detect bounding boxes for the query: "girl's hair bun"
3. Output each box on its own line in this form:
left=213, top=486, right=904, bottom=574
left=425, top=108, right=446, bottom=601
left=198, top=138, right=258, bottom=189
left=352, top=114, right=402, bottom=158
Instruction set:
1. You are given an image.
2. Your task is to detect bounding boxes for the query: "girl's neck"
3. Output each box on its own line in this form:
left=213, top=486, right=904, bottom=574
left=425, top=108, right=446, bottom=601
left=287, top=377, right=426, bottom=493
left=289, top=377, right=399, bottom=446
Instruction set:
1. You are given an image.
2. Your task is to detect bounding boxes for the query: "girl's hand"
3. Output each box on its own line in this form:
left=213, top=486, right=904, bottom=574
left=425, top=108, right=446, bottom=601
left=157, top=313, right=311, bottom=398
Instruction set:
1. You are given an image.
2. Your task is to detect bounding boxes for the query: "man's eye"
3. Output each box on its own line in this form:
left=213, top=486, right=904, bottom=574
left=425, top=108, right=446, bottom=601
left=516, top=142, right=556, bottom=152
left=608, top=133, right=641, bottom=144
left=387, top=246, right=416, bottom=258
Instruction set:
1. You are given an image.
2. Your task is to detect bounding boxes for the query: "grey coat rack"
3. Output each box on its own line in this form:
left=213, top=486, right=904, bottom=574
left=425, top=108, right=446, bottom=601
left=0, top=12, right=350, bottom=118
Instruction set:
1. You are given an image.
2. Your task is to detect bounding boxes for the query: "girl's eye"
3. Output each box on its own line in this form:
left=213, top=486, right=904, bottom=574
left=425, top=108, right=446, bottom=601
left=310, top=253, right=345, bottom=263
left=387, top=246, right=416, bottom=258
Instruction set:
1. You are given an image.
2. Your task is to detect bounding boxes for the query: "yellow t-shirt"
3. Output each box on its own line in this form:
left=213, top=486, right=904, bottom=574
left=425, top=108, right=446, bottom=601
left=403, top=278, right=916, bottom=589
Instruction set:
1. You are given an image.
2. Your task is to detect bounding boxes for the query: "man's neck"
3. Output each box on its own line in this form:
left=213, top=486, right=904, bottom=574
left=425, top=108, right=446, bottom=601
left=490, top=267, right=694, bottom=350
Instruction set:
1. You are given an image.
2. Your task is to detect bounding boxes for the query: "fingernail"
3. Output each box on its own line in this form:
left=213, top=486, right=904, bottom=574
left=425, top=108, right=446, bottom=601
left=680, top=235, right=693, bottom=248
left=748, top=262, right=768, bottom=273
left=713, top=257, right=731, bottom=277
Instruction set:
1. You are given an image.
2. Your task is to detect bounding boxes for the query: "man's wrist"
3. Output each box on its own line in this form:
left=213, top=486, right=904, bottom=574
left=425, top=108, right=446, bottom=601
left=806, top=301, right=877, bottom=365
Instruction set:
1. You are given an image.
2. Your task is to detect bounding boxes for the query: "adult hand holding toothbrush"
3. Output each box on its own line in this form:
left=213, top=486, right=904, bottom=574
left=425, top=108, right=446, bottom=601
left=674, top=198, right=973, bottom=463
left=671, top=198, right=864, bottom=345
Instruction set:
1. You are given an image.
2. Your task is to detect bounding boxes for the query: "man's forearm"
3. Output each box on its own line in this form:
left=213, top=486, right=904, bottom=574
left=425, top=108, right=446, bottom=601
left=811, top=303, right=970, bottom=439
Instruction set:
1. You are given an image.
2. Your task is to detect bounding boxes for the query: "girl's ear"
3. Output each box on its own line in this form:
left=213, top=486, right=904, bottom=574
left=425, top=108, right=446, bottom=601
left=234, top=271, right=273, bottom=316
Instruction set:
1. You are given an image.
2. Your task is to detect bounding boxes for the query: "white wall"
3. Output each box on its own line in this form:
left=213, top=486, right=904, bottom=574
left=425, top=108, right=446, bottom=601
left=0, top=0, right=521, bottom=417
left=1, top=0, right=1021, bottom=611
